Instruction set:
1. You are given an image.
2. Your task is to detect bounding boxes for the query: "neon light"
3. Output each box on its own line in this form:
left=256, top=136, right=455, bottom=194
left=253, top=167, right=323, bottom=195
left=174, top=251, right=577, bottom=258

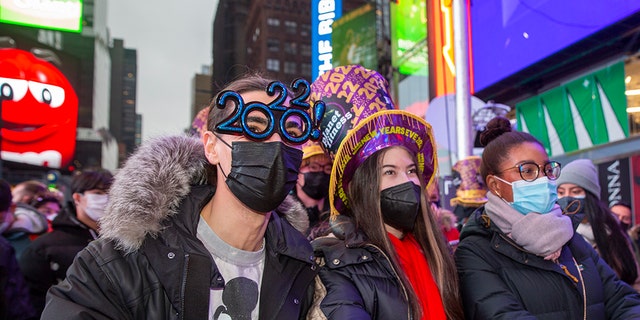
left=440, top=0, right=455, bottom=75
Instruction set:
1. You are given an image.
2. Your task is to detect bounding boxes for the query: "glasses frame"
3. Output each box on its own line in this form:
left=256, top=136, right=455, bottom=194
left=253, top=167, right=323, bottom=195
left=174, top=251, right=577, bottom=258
left=497, top=161, right=561, bottom=182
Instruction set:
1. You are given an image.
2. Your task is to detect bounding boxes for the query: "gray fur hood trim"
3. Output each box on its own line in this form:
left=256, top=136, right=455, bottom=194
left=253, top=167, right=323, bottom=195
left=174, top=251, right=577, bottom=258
left=100, top=135, right=209, bottom=253
left=277, top=195, right=309, bottom=234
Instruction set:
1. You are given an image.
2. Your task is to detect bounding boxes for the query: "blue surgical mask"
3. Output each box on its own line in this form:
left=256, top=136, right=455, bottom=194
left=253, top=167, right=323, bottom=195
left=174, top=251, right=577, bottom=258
left=494, top=176, right=558, bottom=215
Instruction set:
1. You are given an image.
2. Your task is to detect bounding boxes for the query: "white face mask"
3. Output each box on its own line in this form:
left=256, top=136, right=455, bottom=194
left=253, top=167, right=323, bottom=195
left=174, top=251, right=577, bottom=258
left=82, top=193, right=109, bottom=222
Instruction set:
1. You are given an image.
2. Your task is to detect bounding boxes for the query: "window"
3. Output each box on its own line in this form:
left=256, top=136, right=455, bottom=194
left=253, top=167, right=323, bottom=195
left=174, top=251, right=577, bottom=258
left=267, top=18, right=280, bottom=27
left=300, top=24, right=311, bottom=37
left=284, top=42, right=297, bottom=55
left=301, top=63, right=311, bottom=75
left=267, top=38, right=280, bottom=52
left=300, top=44, right=311, bottom=56
left=284, top=62, right=297, bottom=74
left=285, top=21, right=297, bottom=34
left=267, top=59, right=280, bottom=71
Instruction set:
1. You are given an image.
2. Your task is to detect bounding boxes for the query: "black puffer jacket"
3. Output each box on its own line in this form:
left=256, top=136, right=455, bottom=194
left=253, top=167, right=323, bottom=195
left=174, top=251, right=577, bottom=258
left=455, top=209, right=640, bottom=320
left=18, top=208, right=96, bottom=315
left=41, top=135, right=318, bottom=320
left=309, top=218, right=411, bottom=320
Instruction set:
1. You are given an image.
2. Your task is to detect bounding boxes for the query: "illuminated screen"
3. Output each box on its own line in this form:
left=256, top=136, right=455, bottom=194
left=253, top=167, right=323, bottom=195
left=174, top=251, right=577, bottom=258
left=311, top=0, right=343, bottom=80
left=332, top=3, right=377, bottom=70
left=471, top=0, right=640, bottom=91
left=0, top=0, right=83, bottom=33
left=0, top=26, right=94, bottom=170
left=391, top=0, right=428, bottom=75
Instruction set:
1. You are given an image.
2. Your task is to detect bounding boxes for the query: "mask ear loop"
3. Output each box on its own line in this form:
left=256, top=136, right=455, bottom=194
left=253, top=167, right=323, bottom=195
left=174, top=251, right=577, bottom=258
left=211, top=131, right=232, bottom=180
left=561, top=199, right=581, bottom=216
left=212, top=131, right=233, bottom=149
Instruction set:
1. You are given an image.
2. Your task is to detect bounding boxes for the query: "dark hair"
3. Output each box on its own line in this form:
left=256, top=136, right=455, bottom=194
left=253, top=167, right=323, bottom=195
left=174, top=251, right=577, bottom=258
left=0, top=179, right=11, bottom=212
left=13, top=180, right=47, bottom=203
left=206, top=72, right=276, bottom=133
left=611, top=201, right=632, bottom=211
left=583, top=192, right=638, bottom=284
left=479, top=117, right=543, bottom=183
left=31, top=194, right=61, bottom=209
left=347, top=147, right=463, bottom=320
left=71, top=168, right=114, bottom=194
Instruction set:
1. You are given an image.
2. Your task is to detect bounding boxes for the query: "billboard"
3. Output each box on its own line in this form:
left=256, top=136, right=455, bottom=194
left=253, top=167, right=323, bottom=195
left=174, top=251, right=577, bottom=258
left=632, top=155, right=640, bottom=224
left=471, top=0, right=640, bottom=91
left=311, top=0, right=342, bottom=81
left=331, top=3, right=377, bottom=70
left=0, top=0, right=83, bottom=33
left=0, top=25, right=94, bottom=170
left=597, top=158, right=632, bottom=209
left=516, top=62, right=628, bottom=157
left=391, top=0, right=428, bottom=75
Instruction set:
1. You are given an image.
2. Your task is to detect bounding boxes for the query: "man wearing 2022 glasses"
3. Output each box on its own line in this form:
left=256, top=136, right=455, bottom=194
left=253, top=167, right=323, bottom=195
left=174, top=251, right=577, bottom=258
left=42, top=74, right=324, bottom=320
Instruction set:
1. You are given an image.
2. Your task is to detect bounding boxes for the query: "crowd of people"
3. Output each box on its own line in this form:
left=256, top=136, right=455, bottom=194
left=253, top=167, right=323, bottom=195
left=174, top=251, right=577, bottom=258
left=3, top=65, right=640, bottom=319
left=1, top=169, right=114, bottom=319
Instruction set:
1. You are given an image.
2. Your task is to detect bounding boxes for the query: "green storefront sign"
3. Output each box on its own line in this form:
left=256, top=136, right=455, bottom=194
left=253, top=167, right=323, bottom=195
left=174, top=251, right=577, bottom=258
left=516, top=61, right=628, bottom=156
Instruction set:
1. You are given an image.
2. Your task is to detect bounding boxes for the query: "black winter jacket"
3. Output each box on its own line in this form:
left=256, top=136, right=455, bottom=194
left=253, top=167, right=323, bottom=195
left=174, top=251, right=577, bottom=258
left=41, top=135, right=318, bottom=320
left=455, top=209, right=640, bottom=320
left=18, top=209, right=96, bottom=315
left=310, top=222, right=411, bottom=320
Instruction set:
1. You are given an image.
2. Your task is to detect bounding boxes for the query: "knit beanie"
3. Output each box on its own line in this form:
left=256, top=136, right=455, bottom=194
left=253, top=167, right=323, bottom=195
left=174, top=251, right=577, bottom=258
left=555, top=159, right=601, bottom=200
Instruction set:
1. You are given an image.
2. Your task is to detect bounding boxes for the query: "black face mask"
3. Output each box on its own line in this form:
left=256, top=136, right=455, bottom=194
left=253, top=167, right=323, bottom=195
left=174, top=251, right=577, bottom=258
left=302, top=172, right=330, bottom=200
left=219, top=140, right=302, bottom=213
left=621, top=222, right=630, bottom=232
left=380, top=182, right=422, bottom=232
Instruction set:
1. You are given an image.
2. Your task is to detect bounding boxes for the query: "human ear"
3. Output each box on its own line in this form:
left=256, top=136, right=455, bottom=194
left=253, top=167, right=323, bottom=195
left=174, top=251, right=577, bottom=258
left=486, top=175, right=501, bottom=197
left=202, top=131, right=220, bottom=165
left=72, top=193, right=81, bottom=206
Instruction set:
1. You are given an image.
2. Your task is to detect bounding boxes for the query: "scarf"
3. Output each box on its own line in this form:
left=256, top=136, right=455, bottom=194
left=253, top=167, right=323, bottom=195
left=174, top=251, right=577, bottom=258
left=576, top=222, right=597, bottom=247
left=388, top=233, right=446, bottom=320
left=485, top=192, right=573, bottom=259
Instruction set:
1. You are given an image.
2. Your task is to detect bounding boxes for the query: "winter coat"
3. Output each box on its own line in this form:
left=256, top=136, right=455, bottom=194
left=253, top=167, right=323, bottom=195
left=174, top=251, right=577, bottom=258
left=41, top=135, right=318, bottom=320
left=455, top=209, right=640, bottom=320
left=3, top=203, right=48, bottom=259
left=18, top=208, right=97, bottom=315
left=309, top=217, right=411, bottom=320
left=0, top=236, right=36, bottom=320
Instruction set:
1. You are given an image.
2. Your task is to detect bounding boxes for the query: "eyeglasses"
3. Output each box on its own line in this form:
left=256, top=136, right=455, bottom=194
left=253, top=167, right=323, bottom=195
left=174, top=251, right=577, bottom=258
left=305, top=162, right=332, bottom=174
left=497, top=161, right=561, bottom=182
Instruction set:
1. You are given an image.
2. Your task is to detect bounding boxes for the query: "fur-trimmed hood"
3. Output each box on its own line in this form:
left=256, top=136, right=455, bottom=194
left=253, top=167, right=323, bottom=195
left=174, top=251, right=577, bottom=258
left=100, top=135, right=309, bottom=253
left=99, top=135, right=209, bottom=253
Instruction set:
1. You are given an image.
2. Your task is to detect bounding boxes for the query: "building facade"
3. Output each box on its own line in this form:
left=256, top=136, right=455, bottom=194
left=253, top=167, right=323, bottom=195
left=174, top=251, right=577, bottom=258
left=110, top=38, right=140, bottom=167
left=212, top=0, right=368, bottom=97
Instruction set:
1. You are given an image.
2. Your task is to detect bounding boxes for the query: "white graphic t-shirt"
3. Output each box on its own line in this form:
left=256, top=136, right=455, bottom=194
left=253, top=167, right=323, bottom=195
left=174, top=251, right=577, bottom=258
left=197, top=217, right=265, bottom=320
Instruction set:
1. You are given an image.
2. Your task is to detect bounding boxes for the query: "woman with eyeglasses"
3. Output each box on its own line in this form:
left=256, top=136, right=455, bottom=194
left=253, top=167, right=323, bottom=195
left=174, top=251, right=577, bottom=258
left=455, top=117, right=640, bottom=319
left=556, top=159, right=640, bottom=291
